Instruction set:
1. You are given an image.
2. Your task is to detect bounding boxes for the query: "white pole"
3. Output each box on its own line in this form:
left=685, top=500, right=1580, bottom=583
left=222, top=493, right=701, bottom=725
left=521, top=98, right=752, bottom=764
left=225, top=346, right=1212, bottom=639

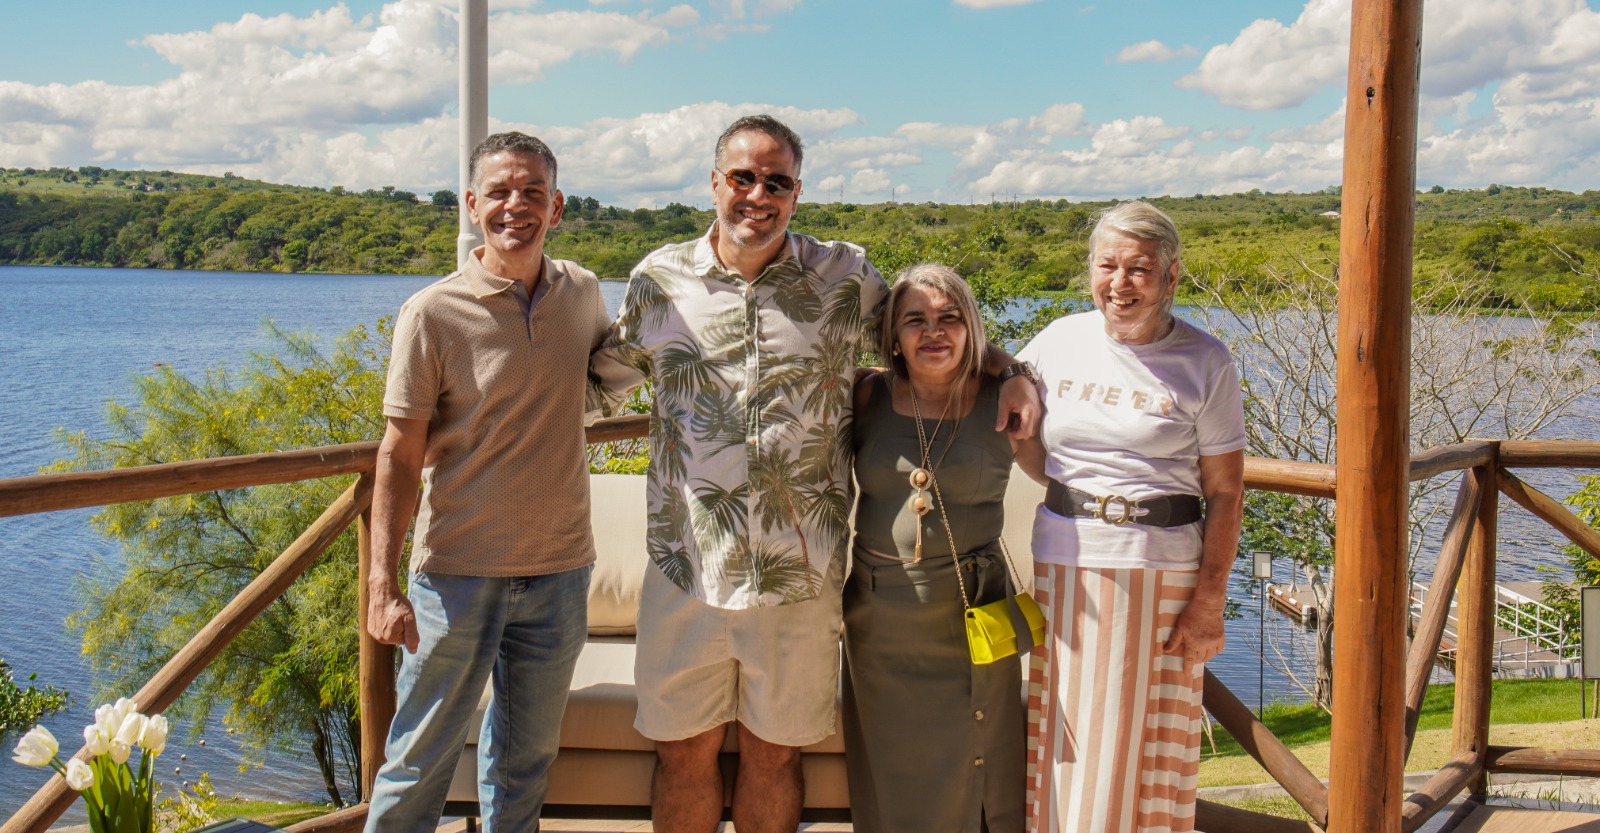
left=457, top=0, right=488, bottom=267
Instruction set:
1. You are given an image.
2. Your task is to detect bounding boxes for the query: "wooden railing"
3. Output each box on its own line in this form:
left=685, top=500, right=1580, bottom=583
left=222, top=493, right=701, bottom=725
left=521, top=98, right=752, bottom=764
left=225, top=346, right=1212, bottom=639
left=2, top=426, right=1597, bottom=833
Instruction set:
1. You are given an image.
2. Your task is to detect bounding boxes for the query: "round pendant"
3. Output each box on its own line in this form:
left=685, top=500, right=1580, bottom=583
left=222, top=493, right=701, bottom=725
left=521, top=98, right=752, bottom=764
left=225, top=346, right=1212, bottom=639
left=909, top=468, right=932, bottom=490
left=910, top=491, right=932, bottom=516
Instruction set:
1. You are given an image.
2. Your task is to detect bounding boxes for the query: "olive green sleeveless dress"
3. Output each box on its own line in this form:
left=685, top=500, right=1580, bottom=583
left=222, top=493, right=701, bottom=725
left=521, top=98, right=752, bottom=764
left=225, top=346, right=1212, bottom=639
left=842, top=373, right=1024, bottom=833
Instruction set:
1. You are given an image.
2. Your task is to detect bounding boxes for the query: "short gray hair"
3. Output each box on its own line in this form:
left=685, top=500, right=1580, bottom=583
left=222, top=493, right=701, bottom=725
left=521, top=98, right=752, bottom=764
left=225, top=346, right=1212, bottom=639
left=715, top=115, right=804, bottom=174
left=1087, top=200, right=1181, bottom=277
left=469, top=132, right=558, bottom=191
left=881, top=263, right=986, bottom=387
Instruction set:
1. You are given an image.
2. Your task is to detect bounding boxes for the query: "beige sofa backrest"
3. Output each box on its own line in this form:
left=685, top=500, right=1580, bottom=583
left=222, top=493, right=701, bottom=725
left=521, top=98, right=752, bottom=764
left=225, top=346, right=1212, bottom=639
left=582, top=469, right=1047, bottom=635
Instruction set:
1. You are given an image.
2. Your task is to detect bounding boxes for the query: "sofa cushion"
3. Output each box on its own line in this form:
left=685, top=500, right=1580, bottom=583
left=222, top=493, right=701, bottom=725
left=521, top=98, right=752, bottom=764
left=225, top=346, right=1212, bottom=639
left=585, top=467, right=1043, bottom=636
left=586, top=475, right=648, bottom=635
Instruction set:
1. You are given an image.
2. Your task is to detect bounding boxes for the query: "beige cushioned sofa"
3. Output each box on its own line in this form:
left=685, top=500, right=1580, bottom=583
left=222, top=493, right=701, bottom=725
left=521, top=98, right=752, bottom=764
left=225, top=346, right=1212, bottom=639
left=445, top=470, right=1045, bottom=821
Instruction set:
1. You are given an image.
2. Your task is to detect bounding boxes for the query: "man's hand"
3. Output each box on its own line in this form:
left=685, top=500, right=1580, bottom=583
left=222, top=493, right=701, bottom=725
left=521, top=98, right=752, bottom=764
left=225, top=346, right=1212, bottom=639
left=368, top=584, right=420, bottom=653
left=996, top=373, right=1043, bottom=439
left=1163, top=598, right=1225, bottom=666
left=369, top=416, right=427, bottom=654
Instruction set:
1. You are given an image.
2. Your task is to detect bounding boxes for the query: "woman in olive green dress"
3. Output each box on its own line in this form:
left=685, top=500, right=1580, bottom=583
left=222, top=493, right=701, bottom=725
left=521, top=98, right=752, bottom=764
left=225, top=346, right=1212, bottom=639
left=842, top=263, right=1040, bottom=833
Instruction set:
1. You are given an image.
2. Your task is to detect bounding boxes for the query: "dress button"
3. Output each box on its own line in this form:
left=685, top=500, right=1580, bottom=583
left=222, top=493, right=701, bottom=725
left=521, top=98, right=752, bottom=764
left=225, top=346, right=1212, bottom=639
left=974, top=710, right=985, bottom=721
left=974, top=757, right=985, bottom=767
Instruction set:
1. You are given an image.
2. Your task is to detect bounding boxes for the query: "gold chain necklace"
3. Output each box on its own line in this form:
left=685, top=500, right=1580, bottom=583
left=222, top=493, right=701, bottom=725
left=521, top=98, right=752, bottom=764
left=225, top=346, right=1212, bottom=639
left=908, top=383, right=959, bottom=562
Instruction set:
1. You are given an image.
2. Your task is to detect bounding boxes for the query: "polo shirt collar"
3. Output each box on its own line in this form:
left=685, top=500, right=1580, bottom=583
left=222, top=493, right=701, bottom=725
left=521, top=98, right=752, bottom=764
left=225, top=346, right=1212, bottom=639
left=463, top=249, right=558, bottom=300
left=693, top=223, right=800, bottom=285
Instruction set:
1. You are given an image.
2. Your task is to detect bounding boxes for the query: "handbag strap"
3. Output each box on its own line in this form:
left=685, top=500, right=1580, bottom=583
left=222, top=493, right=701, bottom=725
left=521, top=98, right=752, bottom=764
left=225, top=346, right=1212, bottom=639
left=925, top=468, right=974, bottom=609
left=930, top=473, right=1029, bottom=611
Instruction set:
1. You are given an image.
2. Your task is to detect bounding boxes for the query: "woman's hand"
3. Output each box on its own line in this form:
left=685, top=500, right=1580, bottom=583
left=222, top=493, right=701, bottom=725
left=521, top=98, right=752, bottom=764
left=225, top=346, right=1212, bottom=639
left=1163, top=596, right=1226, bottom=665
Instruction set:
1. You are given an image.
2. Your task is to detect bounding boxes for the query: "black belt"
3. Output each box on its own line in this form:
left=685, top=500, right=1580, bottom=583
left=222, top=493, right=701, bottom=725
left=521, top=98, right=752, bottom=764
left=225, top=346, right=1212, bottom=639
left=1044, top=480, right=1203, bottom=528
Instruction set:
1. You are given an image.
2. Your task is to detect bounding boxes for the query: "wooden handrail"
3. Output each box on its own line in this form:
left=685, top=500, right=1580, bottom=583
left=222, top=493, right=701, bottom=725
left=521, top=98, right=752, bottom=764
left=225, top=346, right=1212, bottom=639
left=0, top=417, right=653, bottom=522
left=1244, top=457, right=1336, bottom=498
left=0, top=442, right=378, bottom=519
left=1203, top=670, right=1329, bottom=827
left=285, top=803, right=369, bottom=833
left=1484, top=746, right=1600, bottom=776
left=1399, top=751, right=1480, bottom=832
left=1195, top=799, right=1322, bottom=833
left=1, top=475, right=374, bottom=833
left=1498, top=440, right=1600, bottom=467
left=1407, top=442, right=1492, bottom=483
left=1498, top=467, right=1600, bottom=560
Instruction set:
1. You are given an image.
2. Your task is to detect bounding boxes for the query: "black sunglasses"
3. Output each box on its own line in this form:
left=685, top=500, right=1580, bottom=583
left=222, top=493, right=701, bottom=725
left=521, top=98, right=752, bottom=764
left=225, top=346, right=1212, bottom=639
left=717, top=167, right=798, bottom=196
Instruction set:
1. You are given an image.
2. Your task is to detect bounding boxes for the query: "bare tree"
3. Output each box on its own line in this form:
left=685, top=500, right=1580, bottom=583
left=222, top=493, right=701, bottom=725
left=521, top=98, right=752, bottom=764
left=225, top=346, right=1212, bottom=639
left=1190, top=261, right=1600, bottom=709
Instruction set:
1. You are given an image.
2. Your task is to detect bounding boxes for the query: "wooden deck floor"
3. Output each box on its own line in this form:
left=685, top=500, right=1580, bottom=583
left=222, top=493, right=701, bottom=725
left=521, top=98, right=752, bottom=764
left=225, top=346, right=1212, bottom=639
left=434, top=805, right=1600, bottom=833
left=438, top=821, right=851, bottom=832
left=1450, top=805, right=1600, bottom=832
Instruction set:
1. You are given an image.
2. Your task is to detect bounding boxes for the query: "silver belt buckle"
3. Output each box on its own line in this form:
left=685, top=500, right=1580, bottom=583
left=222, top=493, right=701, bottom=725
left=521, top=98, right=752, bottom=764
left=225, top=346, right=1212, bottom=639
left=1082, top=494, right=1144, bottom=525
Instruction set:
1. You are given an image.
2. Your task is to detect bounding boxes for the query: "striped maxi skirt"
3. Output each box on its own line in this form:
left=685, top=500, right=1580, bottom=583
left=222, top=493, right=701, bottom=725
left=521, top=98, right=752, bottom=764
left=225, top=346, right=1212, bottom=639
left=1026, top=564, right=1204, bottom=833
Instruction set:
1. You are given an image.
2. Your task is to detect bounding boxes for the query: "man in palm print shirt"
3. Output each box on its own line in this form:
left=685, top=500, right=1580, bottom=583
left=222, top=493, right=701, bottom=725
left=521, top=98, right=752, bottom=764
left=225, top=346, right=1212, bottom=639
left=588, top=114, right=1039, bottom=833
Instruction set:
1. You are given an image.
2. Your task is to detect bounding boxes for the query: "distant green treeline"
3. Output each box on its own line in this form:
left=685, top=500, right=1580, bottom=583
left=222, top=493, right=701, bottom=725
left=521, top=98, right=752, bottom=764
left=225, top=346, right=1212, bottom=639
left=3, top=165, right=1598, bottom=310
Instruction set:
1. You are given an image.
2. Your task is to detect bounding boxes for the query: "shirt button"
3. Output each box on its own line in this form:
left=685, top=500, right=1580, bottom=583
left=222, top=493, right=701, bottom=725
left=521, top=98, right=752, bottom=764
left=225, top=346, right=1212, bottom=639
left=974, top=710, right=985, bottom=721
left=974, top=757, right=985, bottom=767
left=746, top=437, right=757, bottom=447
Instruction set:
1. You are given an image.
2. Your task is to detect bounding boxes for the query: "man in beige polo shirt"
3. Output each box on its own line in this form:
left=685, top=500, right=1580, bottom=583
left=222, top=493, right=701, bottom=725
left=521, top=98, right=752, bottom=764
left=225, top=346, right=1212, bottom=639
left=363, top=132, right=610, bottom=833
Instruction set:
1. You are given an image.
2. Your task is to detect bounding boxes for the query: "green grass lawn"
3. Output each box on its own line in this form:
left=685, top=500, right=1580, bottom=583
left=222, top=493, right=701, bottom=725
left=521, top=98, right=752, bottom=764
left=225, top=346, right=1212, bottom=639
left=1205, top=677, right=1589, bottom=756
left=211, top=797, right=333, bottom=829
left=1198, top=677, right=1599, bottom=788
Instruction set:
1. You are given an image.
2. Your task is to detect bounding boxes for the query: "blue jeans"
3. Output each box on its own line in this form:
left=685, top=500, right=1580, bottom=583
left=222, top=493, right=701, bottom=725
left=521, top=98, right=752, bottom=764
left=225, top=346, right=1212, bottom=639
left=364, top=566, right=591, bottom=833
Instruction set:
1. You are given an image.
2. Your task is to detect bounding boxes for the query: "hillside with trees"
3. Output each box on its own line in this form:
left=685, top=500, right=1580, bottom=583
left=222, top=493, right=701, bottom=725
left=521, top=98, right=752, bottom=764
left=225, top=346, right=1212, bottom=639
left=2, top=165, right=1598, bottom=311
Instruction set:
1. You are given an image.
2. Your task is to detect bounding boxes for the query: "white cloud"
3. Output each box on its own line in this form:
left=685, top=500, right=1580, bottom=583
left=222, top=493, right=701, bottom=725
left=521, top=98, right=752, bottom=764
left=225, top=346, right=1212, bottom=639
left=1178, top=0, right=1600, bottom=112
left=489, top=6, right=699, bottom=80
left=1114, top=40, right=1198, bottom=63
left=849, top=168, right=893, bottom=198
left=1175, top=0, right=1348, bottom=110
left=0, top=1, right=703, bottom=189
left=714, top=0, right=801, bottom=19
left=1028, top=103, right=1089, bottom=139
left=952, top=0, right=1041, bottom=7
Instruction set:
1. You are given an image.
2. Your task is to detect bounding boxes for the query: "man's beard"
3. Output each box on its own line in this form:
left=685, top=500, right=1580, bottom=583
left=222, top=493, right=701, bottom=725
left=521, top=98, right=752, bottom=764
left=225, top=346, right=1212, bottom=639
left=717, top=210, right=786, bottom=251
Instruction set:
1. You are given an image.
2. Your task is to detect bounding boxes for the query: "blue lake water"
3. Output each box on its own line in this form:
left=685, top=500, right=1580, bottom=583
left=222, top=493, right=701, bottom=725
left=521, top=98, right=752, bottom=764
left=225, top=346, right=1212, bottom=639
left=0, top=264, right=1593, bottom=816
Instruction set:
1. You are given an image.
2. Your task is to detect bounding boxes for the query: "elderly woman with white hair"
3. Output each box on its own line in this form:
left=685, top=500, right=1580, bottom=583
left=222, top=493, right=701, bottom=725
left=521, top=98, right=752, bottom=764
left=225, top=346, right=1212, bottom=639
left=1017, top=201, right=1246, bottom=833
left=841, top=262, right=1036, bottom=833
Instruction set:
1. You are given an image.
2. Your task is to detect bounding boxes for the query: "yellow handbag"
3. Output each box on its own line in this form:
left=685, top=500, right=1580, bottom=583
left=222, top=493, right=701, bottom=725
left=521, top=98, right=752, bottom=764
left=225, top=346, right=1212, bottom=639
left=964, top=584, right=1046, bottom=665
left=959, top=539, right=1046, bottom=665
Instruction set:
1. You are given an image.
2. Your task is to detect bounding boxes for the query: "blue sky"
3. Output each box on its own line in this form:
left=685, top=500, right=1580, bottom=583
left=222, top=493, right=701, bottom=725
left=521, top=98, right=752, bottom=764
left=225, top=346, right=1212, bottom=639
left=4, top=0, right=1600, bottom=206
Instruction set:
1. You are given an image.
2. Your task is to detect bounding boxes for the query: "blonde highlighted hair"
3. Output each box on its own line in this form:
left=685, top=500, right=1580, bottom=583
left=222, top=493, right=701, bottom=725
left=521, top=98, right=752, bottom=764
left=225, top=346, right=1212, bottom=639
left=881, top=263, right=987, bottom=386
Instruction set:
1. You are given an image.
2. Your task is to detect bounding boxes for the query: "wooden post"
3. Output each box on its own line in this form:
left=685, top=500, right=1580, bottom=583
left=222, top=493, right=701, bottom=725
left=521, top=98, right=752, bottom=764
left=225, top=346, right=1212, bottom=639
left=1403, top=468, right=1480, bottom=757
left=1454, top=458, right=1498, bottom=797
left=1328, top=1, right=1423, bottom=831
left=356, top=471, right=395, bottom=801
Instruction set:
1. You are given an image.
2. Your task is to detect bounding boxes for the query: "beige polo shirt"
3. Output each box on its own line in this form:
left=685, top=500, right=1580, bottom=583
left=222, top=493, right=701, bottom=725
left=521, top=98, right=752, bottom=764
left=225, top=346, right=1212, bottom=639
left=384, top=251, right=611, bottom=577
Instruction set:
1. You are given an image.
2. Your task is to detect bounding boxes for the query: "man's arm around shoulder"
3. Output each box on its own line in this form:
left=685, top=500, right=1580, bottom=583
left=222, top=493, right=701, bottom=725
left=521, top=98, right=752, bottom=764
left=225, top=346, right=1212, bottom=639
left=368, top=416, right=428, bottom=653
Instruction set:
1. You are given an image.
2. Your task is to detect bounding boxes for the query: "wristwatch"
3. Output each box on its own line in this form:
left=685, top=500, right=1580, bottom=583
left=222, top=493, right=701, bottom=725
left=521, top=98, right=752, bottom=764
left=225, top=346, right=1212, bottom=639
left=996, top=361, right=1037, bottom=384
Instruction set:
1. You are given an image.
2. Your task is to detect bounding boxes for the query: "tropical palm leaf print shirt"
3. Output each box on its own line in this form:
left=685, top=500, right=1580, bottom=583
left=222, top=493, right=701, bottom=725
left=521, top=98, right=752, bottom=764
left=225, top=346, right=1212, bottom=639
left=589, top=229, right=888, bottom=609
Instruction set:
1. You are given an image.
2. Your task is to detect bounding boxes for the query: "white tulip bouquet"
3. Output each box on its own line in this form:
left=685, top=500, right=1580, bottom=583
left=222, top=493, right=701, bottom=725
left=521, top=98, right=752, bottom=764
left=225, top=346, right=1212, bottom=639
left=11, top=698, right=170, bottom=833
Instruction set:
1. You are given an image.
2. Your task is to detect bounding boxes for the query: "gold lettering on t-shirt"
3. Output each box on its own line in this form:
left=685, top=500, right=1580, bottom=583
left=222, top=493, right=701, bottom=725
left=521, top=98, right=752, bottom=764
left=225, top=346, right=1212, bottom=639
left=1051, top=376, right=1170, bottom=415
